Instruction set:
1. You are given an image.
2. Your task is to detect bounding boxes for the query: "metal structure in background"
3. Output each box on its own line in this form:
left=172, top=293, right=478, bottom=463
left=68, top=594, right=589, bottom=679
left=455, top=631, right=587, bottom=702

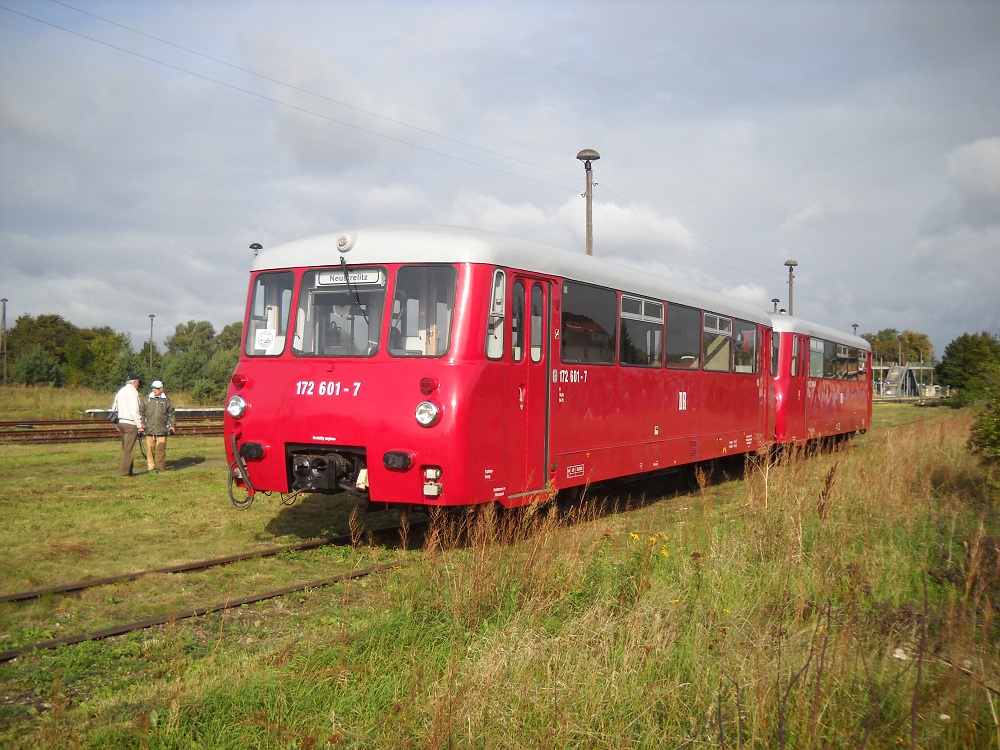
left=1, top=297, right=7, bottom=385
left=576, top=149, right=600, bottom=256
left=872, top=361, right=938, bottom=399
left=784, top=259, right=798, bottom=315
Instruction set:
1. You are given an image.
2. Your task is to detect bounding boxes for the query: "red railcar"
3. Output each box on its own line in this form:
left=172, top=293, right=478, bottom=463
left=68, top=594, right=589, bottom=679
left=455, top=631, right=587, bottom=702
left=770, top=316, right=872, bottom=446
left=224, top=225, right=869, bottom=511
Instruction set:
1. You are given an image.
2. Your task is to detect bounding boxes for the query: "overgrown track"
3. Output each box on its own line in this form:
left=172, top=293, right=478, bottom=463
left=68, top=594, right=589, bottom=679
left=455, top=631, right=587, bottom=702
left=0, top=564, right=397, bottom=663
left=0, top=521, right=420, bottom=662
left=0, top=417, right=223, bottom=444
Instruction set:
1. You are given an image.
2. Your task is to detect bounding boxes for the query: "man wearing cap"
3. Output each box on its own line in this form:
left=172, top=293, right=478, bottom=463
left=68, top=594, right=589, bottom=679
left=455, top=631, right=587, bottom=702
left=112, top=374, right=144, bottom=476
left=141, top=380, right=176, bottom=472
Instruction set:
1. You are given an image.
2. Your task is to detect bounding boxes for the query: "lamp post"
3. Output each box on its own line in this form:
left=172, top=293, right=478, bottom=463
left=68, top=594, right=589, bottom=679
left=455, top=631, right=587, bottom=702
left=852, top=324, right=858, bottom=335
left=1, top=298, right=7, bottom=386
left=148, top=314, right=155, bottom=376
left=576, top=149, right=600, bottom=256
left=771, top=298, right=779, bottom=313
left=784, top=260, right=798, bottom=316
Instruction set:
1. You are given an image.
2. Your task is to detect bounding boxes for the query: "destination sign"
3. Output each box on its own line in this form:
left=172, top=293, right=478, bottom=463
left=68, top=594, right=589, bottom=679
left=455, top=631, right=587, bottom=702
left=316, top=269, right=385, bottom=286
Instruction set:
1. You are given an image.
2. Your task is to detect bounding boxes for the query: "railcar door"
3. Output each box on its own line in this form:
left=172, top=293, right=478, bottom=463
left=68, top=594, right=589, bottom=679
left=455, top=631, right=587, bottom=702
left=786, top=333, right=808, bottom=443
left=507, top=275, right=551, bottom=504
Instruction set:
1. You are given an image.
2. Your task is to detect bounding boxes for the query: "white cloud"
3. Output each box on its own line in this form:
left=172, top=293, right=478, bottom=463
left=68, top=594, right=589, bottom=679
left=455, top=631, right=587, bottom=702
left=1, top=0, right=999, bottom=359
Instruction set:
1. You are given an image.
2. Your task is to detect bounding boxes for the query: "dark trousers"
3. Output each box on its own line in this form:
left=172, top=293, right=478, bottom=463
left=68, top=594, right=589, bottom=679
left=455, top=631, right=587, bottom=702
left=118, top=423, right=139, bottom=476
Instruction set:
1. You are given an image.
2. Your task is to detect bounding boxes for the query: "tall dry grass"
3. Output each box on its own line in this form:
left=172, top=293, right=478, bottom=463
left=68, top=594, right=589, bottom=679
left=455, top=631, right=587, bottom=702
left=405, top=413, right=997, bottom=748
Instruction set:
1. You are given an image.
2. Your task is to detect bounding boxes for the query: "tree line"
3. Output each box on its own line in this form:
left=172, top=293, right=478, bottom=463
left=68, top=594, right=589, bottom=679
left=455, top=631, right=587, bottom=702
left=2, top=314, right=998, bottom=414
left=3, top=314, right=241, bottom=404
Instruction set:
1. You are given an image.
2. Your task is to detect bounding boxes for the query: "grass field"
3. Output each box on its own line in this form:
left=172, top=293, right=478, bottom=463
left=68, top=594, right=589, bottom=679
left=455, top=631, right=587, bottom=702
left=0, top=390, right=997, bottom=748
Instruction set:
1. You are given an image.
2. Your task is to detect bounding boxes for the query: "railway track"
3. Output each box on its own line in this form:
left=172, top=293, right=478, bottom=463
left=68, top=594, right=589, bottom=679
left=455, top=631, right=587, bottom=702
left=0, top=520, right=420, bottom=662
left=0, top=417, right=223, bottom=444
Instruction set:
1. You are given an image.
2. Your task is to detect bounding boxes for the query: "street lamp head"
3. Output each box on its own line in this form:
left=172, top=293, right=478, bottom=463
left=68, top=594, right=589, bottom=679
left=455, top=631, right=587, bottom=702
left=576, top=149, right=600, bottom=170
left=771, top=298, right=779, bottom=312
left=784, top=259, right=798, bottom=269
left=250, top=243, right=262, bottom=256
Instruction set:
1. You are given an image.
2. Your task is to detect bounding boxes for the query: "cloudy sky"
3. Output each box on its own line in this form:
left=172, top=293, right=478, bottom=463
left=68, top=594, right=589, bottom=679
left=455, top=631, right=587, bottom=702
left=1, top=0, right=998, bottom=359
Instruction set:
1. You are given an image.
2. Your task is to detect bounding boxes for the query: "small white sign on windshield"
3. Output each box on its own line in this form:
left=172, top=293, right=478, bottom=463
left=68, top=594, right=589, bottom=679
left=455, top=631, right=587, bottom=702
left=317, top=269, right=384, bottom=286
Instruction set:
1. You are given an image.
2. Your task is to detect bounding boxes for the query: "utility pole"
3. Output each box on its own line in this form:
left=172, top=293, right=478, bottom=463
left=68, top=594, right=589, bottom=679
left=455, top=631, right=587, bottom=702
left=149, top=314, right=155, bottom=376
left=576, top=149, right=600, bottom=255
left=1, top=298, right=7, bottom=386
left=784, top=260, right=798, bottom=315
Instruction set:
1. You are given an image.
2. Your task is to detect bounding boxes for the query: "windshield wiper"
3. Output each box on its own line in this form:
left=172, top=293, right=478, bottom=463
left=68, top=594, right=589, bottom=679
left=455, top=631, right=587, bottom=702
left=340, top=256, right=369, bottom=326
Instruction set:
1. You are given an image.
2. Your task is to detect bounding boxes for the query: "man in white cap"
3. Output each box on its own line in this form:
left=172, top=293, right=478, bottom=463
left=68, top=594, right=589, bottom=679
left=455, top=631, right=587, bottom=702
left=112, top=374, right=144, bottom=476
left=140, top=379, right=176, bottom=472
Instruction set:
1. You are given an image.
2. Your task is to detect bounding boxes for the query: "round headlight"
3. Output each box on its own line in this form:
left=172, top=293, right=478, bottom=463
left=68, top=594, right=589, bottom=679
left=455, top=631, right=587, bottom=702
left=227, top=394, right=247, bottom=419
left=414, top=400, right=441, bottom=427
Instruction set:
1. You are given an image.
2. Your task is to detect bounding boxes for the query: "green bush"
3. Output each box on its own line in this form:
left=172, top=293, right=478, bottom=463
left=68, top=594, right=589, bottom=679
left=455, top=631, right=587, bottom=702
left=968, top=366, right=1000, bottom=464
left=13, top=344, right=63, bottom=386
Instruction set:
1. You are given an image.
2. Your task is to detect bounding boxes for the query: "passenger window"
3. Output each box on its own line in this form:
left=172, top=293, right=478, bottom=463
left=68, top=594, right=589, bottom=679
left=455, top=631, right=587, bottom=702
left=843, top=347, right=859, bottom=380
left=530, top=283, right=544, bottom=363
left=389, top=265, right=457, bottom=357
left=733, top=319, right=758, bottom=374
left=824, top=341, right=838, bottom=378
left=665, top=304, right=701, bottom=369
left=770, top=332, right=780, bottom=376
left=486, top=269, right=506, bottom=360
left=620, top=294, right=664, bottom=367
left=511, top=281, right=525, bottom=362
left=810, top=339, right=825, bottom=378
left=791, top=336, right=799, bottom=377
left=560, top=281, right=616, bottom=364
left=702, top=313, right=732, bottom=372
left=246, top=271, right=294, bottom=356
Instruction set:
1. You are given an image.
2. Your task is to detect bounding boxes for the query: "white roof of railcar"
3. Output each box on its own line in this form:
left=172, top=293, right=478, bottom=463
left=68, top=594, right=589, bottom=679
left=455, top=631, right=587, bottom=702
left=252, top=224, right=772, bottom=326
left=770, top=314, right=871, bottom=351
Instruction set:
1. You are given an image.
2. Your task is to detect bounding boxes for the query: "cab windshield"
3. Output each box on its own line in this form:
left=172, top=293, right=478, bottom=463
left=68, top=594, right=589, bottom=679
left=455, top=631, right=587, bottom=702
left=293, top=267, right=387, bottom=357
left=388, top=265, right=457, bottom=357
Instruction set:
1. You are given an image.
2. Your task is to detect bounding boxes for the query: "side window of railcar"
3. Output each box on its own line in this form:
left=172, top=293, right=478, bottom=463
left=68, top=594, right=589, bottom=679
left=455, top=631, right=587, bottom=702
left=733, top=319, right=758, bottom=374
left=560, top=281, right=616, bottom=364
left=790, top=336, right=799, bottom=377
left=530, top=283, right=545, bottom=363
left=837, top=345, right=856, bottom=380
left=859, top=350, right=868, bottom=380
left=823, top=341, right=839, bottom=378
left=847, top=347, right=861, bottom=380
left=770, top=332, right=780, bottom=376
left=390, top=266, right=457, bottom=357
left=665, top=304, right=701, bottom=369
left=293, top=268, right=386, bottom=358
left=485, top=269, right=505, bottom=360
left=809, top=338, right=825, bottom=378
left=511, top=281, right=525, bottom=362
left=702, top=313, right=732, bottom=372
left=620, top=295, right=664, bottom=367
left=245, top=271, right=294, bottom=357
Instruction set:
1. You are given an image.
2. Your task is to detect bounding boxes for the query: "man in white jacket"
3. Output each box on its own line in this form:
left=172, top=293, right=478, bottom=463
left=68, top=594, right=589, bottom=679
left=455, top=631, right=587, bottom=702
left=112, top=374, right=145, bottom=476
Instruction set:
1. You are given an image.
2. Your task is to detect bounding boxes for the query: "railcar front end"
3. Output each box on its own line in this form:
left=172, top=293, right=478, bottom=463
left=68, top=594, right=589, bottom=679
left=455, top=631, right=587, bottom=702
left=225, top=242, right=495, bottom=510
